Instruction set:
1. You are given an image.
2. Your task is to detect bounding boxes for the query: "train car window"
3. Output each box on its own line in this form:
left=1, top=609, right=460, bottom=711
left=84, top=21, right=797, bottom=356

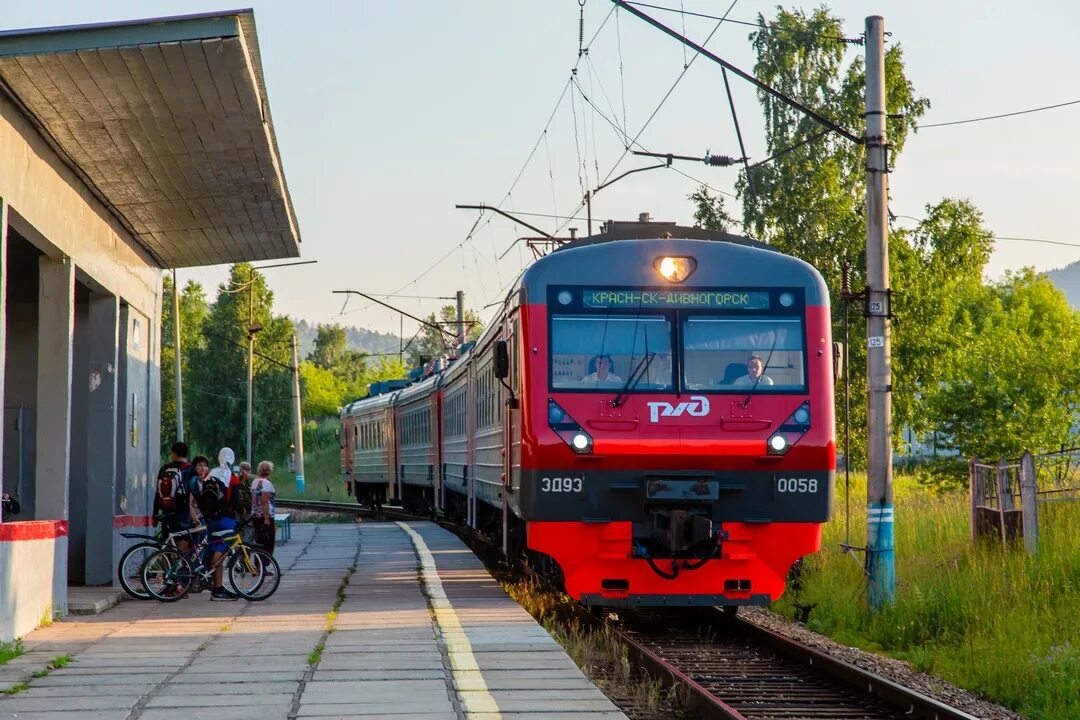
left=682, top=316, right=806, bottom=392
left=550, top=315, right=673, bottom=391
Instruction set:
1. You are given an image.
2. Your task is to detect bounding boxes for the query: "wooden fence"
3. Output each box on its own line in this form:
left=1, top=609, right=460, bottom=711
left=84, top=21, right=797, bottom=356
left=970, top=448, right=1080, bottom=554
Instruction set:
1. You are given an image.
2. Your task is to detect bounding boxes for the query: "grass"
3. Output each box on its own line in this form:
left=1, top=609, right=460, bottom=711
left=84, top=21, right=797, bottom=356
left=0, top=639, right=24, bottom=665
left=775, top=470, right=1080, bottom=720
left=311, top=563, right=355, bottom=664
left=27, top=654, right=74, bottom=680
left=307, top=642, right=324, bottom=666
left=274, top=418, right=353, bottom=503
left=0, top=682, right=29, bottom=695
left=505, top=579, right=689, bottom=718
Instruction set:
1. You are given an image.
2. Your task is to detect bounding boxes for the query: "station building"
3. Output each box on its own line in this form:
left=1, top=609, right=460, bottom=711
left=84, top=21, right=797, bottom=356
left=0, top=11, right=300, bottom=640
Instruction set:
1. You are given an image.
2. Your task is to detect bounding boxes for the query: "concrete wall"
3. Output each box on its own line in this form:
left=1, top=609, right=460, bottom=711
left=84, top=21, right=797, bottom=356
left=0, top=522, right=67, bottom=642
left=0, top=76, right=164, bottom=622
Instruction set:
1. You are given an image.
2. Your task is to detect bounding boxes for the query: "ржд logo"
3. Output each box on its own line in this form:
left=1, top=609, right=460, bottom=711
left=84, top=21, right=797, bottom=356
left=646, top=395, right=710, bottom=423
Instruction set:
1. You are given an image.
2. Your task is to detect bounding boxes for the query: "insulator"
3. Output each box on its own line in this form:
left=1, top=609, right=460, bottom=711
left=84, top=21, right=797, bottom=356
left=841, top=262, right=852, bottom=295
left=578, top=6, right=585, bottom=56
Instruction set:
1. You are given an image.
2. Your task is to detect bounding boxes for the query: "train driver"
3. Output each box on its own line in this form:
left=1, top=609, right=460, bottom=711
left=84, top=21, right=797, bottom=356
left=731, top=354, right=774, bottom=386
left=580, top=354, right=623, bottom=385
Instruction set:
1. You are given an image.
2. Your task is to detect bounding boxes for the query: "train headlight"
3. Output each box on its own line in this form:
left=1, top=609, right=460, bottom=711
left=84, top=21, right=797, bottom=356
left=766, top=402, right=812, bottom=456
left=549, top=399, right=593, bottom=454
left=654, top=256, right=697, bottom=283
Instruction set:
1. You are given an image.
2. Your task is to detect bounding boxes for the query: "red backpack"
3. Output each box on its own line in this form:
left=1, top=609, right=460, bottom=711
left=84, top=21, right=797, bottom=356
left=157, top=465, right=189, bottom=512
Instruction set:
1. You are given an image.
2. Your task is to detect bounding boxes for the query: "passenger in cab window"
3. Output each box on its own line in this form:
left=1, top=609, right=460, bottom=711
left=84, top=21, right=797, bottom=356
left=581, top=354, right=623, bottom=384
left=731, top=354, right=773, bottom=386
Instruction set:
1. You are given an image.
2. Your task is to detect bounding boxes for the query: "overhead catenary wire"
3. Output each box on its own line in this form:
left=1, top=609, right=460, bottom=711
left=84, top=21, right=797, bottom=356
left=385, top=7, right=620, bottom=302
left=571, top=76, right=739, bottom=200
left=892, top=214, right=1080, bottom=249
left=623, top=1, right=864, bottom=44
left=916, top=98, right=1080, bottom=128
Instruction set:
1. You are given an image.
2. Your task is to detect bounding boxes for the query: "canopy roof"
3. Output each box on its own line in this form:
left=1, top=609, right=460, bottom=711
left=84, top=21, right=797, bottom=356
left=0, top=10, right=300, bottom=267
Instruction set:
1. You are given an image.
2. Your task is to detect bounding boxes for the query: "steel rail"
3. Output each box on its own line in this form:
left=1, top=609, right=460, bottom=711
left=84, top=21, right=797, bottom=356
left=604, top=609, right=981, bottom=720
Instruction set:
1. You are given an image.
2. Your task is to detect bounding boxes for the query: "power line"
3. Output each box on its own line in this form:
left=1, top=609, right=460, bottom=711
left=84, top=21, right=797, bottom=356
left=385, top=6, right=621, bottom=300
left=917, top=99, right=1080, bottom=129
left=892, top=214, right=1080, bottom=248
left=624, top=1, right=863, bottom=43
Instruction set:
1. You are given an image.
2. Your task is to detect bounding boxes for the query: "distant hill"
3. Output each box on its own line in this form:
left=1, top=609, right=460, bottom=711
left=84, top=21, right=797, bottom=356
left=1046, top=261, right=1080, bottom=308
left=293, top=318, right=402, bottom=358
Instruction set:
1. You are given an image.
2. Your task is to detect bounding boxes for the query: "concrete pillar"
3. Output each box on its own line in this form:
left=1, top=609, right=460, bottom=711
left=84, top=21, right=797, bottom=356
left=34, top=256, right=74, bottom=522
left=0, top=198, right=7, bottom=519
left=85, top=292, right=119, bottom=585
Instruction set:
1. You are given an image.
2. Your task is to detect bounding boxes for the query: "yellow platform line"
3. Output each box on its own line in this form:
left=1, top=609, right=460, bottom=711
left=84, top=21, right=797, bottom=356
left=398, top=522, right=501, bottom=717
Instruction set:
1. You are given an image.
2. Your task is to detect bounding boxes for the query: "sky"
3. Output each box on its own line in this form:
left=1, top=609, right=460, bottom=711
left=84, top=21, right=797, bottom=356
left=6, top=1, right=1080, bottom=337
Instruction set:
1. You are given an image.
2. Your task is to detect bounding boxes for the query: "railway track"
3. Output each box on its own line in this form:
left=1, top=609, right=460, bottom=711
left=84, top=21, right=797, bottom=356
left=609, top=609, right=979, bottom=720
left=276, top=498, right=978, bottom=720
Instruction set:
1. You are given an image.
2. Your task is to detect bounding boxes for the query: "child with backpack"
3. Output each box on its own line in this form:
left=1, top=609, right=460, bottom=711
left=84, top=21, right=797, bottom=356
left=191, top=450, right=238, bottom=601
left=154, top=442, right=194, bottom=549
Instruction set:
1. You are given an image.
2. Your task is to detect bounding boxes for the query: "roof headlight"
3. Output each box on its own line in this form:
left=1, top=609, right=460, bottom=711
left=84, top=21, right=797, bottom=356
left=655, top=256, right=697, bottom=283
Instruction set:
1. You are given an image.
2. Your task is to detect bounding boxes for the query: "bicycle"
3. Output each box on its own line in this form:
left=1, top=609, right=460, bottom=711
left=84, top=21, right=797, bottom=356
left=140, top=523, right=281, bottom=602
left=116, top=524, right=206, bottom=600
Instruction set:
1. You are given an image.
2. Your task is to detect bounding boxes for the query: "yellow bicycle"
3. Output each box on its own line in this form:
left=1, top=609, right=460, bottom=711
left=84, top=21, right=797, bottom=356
left=141, top=525, right=280, bottom=601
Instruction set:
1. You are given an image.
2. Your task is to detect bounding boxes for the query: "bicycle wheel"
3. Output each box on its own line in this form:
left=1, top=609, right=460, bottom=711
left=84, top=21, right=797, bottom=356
left=141, top=548, right=194, bottom=602
left=117, top=542, right=161, bottom=600
left=229, top=548, right=280, bottom=601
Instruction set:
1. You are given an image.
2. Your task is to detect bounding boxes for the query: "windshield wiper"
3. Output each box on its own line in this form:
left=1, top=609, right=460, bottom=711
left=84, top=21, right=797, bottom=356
left=741, top=336, right=779, bottom=409
left=613, top=352, right=655, bottom=407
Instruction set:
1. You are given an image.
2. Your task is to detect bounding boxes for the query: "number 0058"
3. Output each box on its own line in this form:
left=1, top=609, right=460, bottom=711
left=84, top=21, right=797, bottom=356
left=777, top=477, right=818, bottom=493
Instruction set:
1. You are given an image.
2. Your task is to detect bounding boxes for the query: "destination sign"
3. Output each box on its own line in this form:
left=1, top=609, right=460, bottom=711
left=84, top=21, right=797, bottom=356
left=581, top=289, right=771, bottom=310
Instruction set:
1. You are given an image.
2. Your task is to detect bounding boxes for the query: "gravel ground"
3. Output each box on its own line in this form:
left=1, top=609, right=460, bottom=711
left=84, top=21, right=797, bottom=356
left=740, top=607, right=1025, bottom=720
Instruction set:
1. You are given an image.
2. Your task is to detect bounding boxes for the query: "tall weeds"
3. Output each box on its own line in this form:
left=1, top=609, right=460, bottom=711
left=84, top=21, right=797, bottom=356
left=777, top=472, right=1080, bottom=719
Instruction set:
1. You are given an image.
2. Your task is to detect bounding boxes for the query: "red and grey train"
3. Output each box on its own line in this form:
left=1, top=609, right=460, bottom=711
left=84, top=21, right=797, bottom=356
left=341, top=223, right=835, bottom=608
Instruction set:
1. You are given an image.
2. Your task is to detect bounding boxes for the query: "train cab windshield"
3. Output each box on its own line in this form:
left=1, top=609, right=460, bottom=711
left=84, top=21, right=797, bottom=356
left=548, top=286, right=808, bottom=394
left=550, top=314, right=673, bottom=391
left=682, top=316, right=806, bottom=391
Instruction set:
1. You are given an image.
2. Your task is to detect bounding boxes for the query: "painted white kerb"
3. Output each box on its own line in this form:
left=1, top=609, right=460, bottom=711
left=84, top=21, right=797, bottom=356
left=397, top=522, right=501, bottom=716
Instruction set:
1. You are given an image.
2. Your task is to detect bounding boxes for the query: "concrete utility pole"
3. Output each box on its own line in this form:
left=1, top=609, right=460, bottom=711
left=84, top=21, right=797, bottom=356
left=864, top=15, right=895, bottom=610
left=291, top=334, right=305, bottom=494
left=455, top=290, right=466, bottom=346
left=172, top=269, right=184, bottom=442
left=245, top=282, right=263, bottom=464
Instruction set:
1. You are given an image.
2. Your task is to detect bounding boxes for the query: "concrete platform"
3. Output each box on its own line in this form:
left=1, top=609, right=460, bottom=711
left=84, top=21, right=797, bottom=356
left=0, top=521, right=627, bottom=719
left=66, top=587, right=125, bottom=615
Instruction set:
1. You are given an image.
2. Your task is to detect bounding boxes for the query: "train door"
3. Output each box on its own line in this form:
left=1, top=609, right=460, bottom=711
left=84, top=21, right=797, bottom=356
left=466, top=360, right=477, bottom=529
left=496, top=316, right=521, bottom=557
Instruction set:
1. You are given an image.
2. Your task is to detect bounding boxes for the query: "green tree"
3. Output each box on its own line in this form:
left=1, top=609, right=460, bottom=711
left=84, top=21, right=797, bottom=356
left=889, top=200, right=994, bottom=438
left=927, top=270, right=1080, bottom=459
left=688, top=186, right=735, bottom=232
left=308, top=324, right=347, bottom=368
left=360, top=356, right=408, bottom=394
left=187, top=263, right=294, bottom=460
left=300, top=361, right=347, bottom=418
left=406, top=305, right=484, bottom=367
left=718, top=7, right=933, bottom=465
left=741, top=8, right=928, bottom=287
left=160, top=276, right=209, bottom=455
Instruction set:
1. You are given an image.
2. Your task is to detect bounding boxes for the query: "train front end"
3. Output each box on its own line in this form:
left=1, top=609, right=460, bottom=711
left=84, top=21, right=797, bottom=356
left=518, top=237, right=835, bottom=608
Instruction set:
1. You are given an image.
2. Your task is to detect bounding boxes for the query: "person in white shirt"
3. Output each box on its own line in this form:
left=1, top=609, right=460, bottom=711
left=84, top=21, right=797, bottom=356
left=251, top=460, right=278, bottom=557
left=731, top=354, right=774, bottom=386
left=580, top=354, right=623, bottom=384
